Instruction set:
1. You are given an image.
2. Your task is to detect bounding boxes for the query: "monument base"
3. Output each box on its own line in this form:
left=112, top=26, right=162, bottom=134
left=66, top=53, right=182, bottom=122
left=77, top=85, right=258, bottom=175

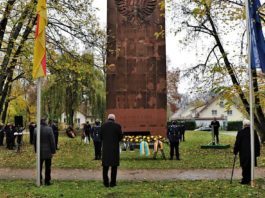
left=201, top=143, right=230, bottom=149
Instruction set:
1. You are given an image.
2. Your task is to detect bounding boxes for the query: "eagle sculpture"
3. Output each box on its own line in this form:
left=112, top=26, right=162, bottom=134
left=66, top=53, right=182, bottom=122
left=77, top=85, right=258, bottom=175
left=115, top=0, right=157, bottom=24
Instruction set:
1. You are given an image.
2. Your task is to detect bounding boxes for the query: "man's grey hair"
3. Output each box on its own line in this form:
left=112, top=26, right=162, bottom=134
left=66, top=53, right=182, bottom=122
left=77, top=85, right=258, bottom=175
left=243, top=119, right=250, bottom=127
left=108, top=114, right=115, bottom=120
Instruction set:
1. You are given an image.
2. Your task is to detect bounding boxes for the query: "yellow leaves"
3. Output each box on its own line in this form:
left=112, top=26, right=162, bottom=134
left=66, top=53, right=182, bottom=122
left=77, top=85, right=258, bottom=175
left=192, top=7, right=205, bottom=18
left=154, top=25, right=165, bottom=39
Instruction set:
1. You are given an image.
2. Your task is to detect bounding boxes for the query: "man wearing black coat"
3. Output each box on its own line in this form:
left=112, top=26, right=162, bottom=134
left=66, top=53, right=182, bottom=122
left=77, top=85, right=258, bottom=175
left=51, top=120, right=59, bottom=150
left=29, top=122, right=36, bottom=145
left=101, top=114, right=123, bottom=187
left=234, top=119, right=260, bottom=185
left=83, top=121, right=92, bottom=143
left=34, top=118, right=56, bottom=185
left=167, top=121, right=181, bottom=160
left=210, top=117, right=220, bottom=144
left=6, top=123, right=15, bottom=150
left=180, top=122, right=186, bottom=142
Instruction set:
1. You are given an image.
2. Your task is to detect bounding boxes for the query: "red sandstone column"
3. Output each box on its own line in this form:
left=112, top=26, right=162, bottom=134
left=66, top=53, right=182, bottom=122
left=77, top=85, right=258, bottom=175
left=106, top=0, right=166, bottom=136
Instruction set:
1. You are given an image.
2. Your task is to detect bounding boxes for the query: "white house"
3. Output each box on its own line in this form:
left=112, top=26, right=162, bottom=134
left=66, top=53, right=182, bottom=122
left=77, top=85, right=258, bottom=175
left=171, top=96, right=245, bottom=129
left=60, top=111, right=94, bottom=128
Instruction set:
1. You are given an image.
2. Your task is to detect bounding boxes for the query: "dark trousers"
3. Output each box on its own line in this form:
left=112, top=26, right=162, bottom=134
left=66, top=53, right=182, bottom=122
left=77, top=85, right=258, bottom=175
left=103, top=166, right=117, bottom=186
left=242, top=164, right=251, bottom=183
left=54, top=133, right=59, bottom=149
left=214, top=131, right=219, bottom=144
left=29, top=131, right=34, bottom=144
left=181, top=131, right=185, bottom=141
left=170, top=141, right=180, bottom=159
left=93, top=141, right=102, bottom=159
left=6, top=135, right=14, bottom=149
left=16, top=135, right=22, bottom=152
left=40, top=158, right=52, bottom=184
left=0, top=133, right=4, bottom=145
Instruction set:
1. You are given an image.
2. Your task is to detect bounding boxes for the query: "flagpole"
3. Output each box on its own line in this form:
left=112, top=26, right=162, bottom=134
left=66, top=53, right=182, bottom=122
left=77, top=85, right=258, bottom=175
left=36, top=78, right=42, bottom=186
left=245, top=0, right=255, bottom=187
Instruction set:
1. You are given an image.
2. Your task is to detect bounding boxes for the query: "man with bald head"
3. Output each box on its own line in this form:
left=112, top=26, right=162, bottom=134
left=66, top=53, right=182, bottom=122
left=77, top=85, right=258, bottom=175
left=234, top=119, right=260, bottom=185
left=101, top=114, right=123, bottom=187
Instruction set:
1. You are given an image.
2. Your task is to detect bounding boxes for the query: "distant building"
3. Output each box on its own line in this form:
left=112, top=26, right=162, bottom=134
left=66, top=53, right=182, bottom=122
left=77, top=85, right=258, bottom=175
left=170, top=96, right=245, bottom=129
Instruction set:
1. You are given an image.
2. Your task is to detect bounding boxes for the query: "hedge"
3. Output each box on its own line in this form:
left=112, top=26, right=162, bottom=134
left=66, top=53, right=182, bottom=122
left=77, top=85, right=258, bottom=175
left=227, top=121, right=243, bottom=131
left=168, top=120, right=196, bottom=130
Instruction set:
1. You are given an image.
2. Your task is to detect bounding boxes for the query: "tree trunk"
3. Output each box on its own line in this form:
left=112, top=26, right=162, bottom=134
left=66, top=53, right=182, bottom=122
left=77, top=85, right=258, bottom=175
left=0, top=13, right=36, bottom=116
left=0, top=1, right=34, bottom=91
left=0, top=0, right=16, bottom=50
left=1, top=86, right=11, bottom=123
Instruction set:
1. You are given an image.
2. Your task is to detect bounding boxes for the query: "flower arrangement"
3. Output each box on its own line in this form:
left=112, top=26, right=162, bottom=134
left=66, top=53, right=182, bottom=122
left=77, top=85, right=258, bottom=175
left=122, top=135, right=167, bottom=143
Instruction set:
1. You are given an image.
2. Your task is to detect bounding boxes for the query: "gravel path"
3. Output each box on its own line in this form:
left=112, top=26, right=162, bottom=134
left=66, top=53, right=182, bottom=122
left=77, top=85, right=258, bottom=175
left=0, top=168, right=265, bottom=181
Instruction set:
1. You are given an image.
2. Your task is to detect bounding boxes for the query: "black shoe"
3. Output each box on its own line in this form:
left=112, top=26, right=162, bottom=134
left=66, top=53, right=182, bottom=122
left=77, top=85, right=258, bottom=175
left=240, top=181, right=250, bottom=185
left=45, top=181, right=52, bottom=186
left=176, top=158, right=181, bottom=160
left=104, top=183, right=109, bottom=187
left=169, top=157, right=173, bottom=160
left=110, top=183, right=116, bottom=187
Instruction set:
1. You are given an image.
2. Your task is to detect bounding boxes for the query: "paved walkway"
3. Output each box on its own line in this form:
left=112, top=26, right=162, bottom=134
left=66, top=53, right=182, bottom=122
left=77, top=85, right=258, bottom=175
left=0, top=168, right=265, bottom=181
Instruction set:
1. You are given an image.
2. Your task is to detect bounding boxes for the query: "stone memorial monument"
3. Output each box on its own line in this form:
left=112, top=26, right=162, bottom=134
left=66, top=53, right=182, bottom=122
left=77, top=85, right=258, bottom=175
left=106, top=0, right=166, bottom=135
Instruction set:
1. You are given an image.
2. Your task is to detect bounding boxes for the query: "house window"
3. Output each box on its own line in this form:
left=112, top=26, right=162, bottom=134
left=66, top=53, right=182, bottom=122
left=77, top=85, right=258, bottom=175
left=64, top=118, right=66, bottom=123
left=77, top=118, right=80, bottom=124
left=227, top=110, right=233, bottom=115
left=212, top=110, right=217, bottom=115
left=219, top=100, right=224, bottom=107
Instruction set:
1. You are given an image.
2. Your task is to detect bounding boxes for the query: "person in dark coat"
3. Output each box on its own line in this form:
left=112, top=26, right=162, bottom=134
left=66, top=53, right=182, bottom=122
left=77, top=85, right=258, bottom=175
left=14, top=125, right=24, bottom=152
left=34, top=118, right=56, bottom=185
left=180, top=122, right=186, bottom=141
left=29, top=122, right=36, bottom=145
left=83, top=121, right=91, bottom=143
left=101, top=114, right=123, bottom=187
left=234, top=119, right=260, bottom=185
left=91, top=120, right=102, bottom=160
left=210, top=117, right=220, bottom=144
left=51, top=120, right=59, bottom=150
left=167, top=121, right=181, bottom=160
left=5, top=123, right=15, bottom=150
left=0, top=123, right=5, bottom=146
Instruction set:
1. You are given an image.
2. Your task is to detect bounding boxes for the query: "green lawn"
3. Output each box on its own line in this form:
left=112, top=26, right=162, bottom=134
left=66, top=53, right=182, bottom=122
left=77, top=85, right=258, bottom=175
left=0, top=131, right=264, bottom=169
left=0, top=179, right=265, bottom=197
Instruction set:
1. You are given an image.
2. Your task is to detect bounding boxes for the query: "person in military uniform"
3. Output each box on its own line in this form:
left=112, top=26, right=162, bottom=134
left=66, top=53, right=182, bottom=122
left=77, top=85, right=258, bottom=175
left=167, top=121, right=181, bottom=160
left=91, top=120, right=102, bottom=160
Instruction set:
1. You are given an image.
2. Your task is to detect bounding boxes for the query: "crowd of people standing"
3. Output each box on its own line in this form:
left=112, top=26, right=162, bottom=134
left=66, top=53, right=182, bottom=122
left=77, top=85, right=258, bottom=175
left=0, top=116, right=261, bottom=187
left=0, top=122, right=24, bottom=150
